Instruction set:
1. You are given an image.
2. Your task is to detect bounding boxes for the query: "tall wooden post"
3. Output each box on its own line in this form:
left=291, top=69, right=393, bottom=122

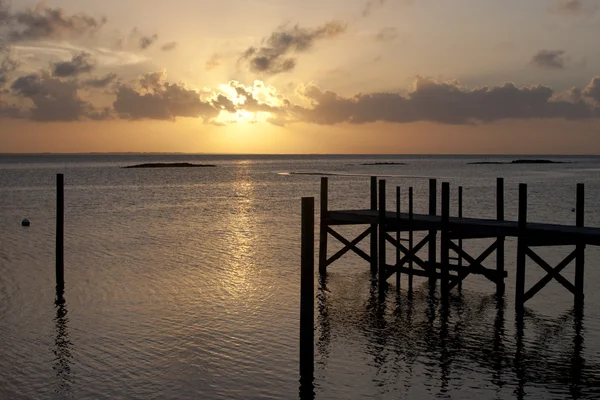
left=428, top=179, right=437, bottom=284
left=300, top=197, right=315, bottom=381
left=408, top=187, right=414, bottom=291
left=318, top=177, right=328, bottom=275
left=515, top=184, right=527, bottom=312
left=441, top=182, right=450, bottom=295
left=395, top=186, right=401, bottom=290
left=56, top=173, right=64, bottom=296
left=378, top=179, right=387, bottom=289
left=575, top=183, right=585, bottom=308
left=370, top=176, right=378, bottom=274
left=496, top=178, right=505, bottom=296
left=457, top=186, right=463, bottom=291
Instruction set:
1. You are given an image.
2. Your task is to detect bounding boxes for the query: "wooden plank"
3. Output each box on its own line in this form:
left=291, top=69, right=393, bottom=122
left=497, top=177, right=505, bottom=296
left=378, top=179, right=387, bottom=288
left=575, top=183, right=585, bottom=307
left=300, top=197, right=314, bottom=378
left=370, top=176, right=377, bottom=274
left=429, top=179, right=437, bottom=285
left=516, top=184, right=527, bottom=311
left=448, top=241, right=499, bottom=290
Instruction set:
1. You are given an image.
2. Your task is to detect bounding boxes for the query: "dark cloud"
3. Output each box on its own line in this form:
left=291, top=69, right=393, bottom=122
left=140, top=34, right=158, bottom=50
left=83, top=73, right=118, bottom=88
left=52, top=52, right=95, bottom=77
left=583, top=77, right=600, bottom=103
left=6, top=3, right=106, bottom=42
left=238, top=21, right=347, bottom=75
left=530, top=49, right=566, bottom=69
left=161, top=41, right=178, bottom=51
left=113, top=71, right=218, bottom=120
left=375, top=27, right=398, bottom=42
left=0, top=51, right=18, bottom=86
left=10, top=73, right=108, bottom=121
left=363, top=0, right=386, bottom=17
left=558, top=0, right=583, bottom=12
left=206, top=53, right=222, bottom=70
left=291, top=76, right=598, bottom=125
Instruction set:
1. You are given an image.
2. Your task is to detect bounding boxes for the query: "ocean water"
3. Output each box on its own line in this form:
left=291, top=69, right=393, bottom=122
left=1, top=154, right=600, bottom=399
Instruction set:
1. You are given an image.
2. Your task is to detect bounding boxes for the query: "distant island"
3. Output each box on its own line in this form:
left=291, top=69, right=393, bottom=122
left=468, top=159, right=571, bottom=165
left=123, top=162, right=217, bottom=169
left=361, top=162, right=407, bottom=166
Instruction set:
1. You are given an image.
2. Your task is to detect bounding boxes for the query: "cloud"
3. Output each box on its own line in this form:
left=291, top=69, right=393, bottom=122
left=113, top=70, right=219, bottom=121
left=551, top=0, right=597, bottom=14
left=375, top=27, right=398, bottom=42
left=206, top=53, right=222, bottom=70
left=530, top=49, right=566, bottom=69
left=0, top=49, right=18, bottom=86
left=10, top=73, right=109, bottom=121
left=52, top=52, right=95, bottom=77
left=161, top=42, right=178, bottom=51
left=291, top=76, right=598, bottom=125
left=140, top=34, right=158, bottom=50
left=6, top=3, right=107, bottom=42
left=238, top=21, right=347, bottom=75
left=83, top=73, right=118, bottom=88
left=363, top=0, right=386, bottom=17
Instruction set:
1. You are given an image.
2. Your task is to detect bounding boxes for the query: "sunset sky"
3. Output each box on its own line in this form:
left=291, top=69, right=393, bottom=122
left=1, top=0, right=600, bottom=153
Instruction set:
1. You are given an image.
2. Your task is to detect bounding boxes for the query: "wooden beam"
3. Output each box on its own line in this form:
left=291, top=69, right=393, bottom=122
left=326, top=227, right=372, bottom=265
left=379, top=179, right=387, bottom=288
left=370, top=176, right=378, bottom=274
left=386, top=232, right=431, bottom=271
left=441, top=182, right=450, bottom=295
left=448, top=240, right=499, bottom=290
left=525, top=247, right=576, bottom=295
left=300, top=197, right=314, bottom=379
left=408, top=187, right=414, bottom=290
left=496, top=177, right=505, bottom=296
left=457, top=185, right=463, bottom=291
left=524, top=248, right=578, bottom=302
left=516, top=183, right=527, bottom=311
left=429, top=178, right=437, bottom=284
left=319, top=177, right=328, bottom=274
left=396, top=186, right=401, bottom=290
left=575, top=183, right=585, bottom=308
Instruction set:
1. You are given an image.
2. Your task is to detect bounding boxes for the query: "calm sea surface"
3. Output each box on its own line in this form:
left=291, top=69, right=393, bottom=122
left=1, top=154, right=600, bottom=399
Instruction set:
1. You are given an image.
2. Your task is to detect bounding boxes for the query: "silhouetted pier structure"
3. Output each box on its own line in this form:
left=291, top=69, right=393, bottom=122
left=308, top=176, right=598, bottom=311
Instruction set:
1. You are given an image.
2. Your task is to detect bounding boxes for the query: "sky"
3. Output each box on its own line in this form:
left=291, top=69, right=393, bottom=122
left=1, top=0, right=600, bottom=154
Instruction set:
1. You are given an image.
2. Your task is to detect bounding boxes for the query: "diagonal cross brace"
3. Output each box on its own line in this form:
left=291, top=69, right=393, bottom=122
left=385, top=232, right=431, bottom=271
left=326, top=226, right=372, bottom=266
left=524, top=247, right=577, bottom=300
left=447, top=240, right=499, bottom=290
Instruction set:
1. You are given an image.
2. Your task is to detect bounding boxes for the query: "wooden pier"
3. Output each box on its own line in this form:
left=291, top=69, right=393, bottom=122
left=309, top=176, right=599, bottom=311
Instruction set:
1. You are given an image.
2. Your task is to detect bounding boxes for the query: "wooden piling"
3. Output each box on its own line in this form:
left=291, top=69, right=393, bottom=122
left=428, top=179, right=437, bottom=284
left=457, top=186, right=463, bottom=291
left=56, top=173, right=64, bottom=296
left=515, top=184, right=527, bottom=311
left=496, top=178, right=505, bottom=296
left=396, top=186, right=401, bottom=290
left=575, top=183, right=585, bottom=307
left=370, top=176, right=378, bottom=274
left=441, top=182, right=450, bottom=295
left=408, top=187, right=414, bottom=290
left=318, top=177, right=328, bottom=275
left=378, top=179, right=387, bottom=289
left=300, top=197, right=315, bottom=379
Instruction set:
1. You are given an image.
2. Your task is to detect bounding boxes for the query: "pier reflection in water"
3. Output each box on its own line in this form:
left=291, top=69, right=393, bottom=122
left=53, top=296, right=73, bottom=399
left=305, top=273, right=600, bottom=399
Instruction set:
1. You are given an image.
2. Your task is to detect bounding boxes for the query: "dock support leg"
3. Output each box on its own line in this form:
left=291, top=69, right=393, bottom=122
left=496, top=178, right=505, bottom=296
left=515, top=184, right=527, bottom=312
left=575, top=183, right=585, bottom=308
left=408, top=187, right=414, bottom=291
left=56, top=173, right=64, bottom=298
left=457, top=186, right=463, bottom=292
left=300, top=197, right=315, bottom=385
left=428, top=179, right=437, bottom=285
left=318, top=177, right=328, bottom=275
left=395, top=186, right=401, bottom=291
left=370, top=176, right=378, bottom=274
left=441, top=182, right=450, bottom=296
left=378, top=180, right=387, bottom=290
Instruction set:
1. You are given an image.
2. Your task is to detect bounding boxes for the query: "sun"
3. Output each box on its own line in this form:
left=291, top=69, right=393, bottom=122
left=214, top=109, right=273, bottom=125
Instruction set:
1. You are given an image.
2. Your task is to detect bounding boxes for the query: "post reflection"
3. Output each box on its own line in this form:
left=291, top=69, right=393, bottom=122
left=313, top=274, right=597, bottom=398
left=53, top=295, right=73, bottom=398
